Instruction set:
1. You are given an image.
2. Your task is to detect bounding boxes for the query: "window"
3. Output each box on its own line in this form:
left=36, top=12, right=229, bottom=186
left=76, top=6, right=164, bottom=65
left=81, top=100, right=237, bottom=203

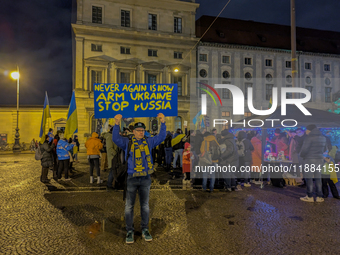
left=286, top=75, right=292, bottom=83
left=121, top=10, right=130, bottom=27
left=265, top=74, right=272, bottom=82
left=148, top=14, right=157, bottom=30
left=286, top=61, right=291, bottom=68
left=199, top=69, right=207, bottom=78
left=222, top=56, right=230, bottom=64
left=222, top=81, right=230, bottom=99
left=120, top=72, right=130, bottom=83
left=175, top=116, right=182, bottom=130
left=91, top=115, right=98, bottom=134
left=174, top=52, right=182, bottom=59
left=265, top=59, right=272, bottom=67
left=174, top=17, right=182, bottom=33
left=91, top=44, right=102, bottom=52
left=245, top=83, right=252, bottom=100
left=244, top=112, right=252, bottom=117
left=92, top=6, right=102, bottom=24
left=324, top=64, right=330, bottom=72
left=222, top=111, right=230, bottom=117
left=148, top=49, right=157, bottom=57
left=91, top=70, right=102, bottom=90
left=147, top=74, right=157, bottom=84
left=198, top=80, right=207, bottom=98
left=245, top=72, right=252, bottom=80
left=244, top=58, right=252, bottom=65
left=325, top=87, right=332, bottom=102
left=266, top=84, right=273, bottom=101
left=222, top=71, right=230, bottom=79
left=325, top=78, right=331, bottom=85
left=174, top=76, right=182, bottom=96
left=199, top=54, right=207, bottom=62
left=120, top=46, right=130, bottom=54
left=305, top=62, right=311, bottom=70
left=286, top=84, right=292, bottom=99
left=305, top=86, right=313, bottom=102
left=306, top=76, right=312, bottom=84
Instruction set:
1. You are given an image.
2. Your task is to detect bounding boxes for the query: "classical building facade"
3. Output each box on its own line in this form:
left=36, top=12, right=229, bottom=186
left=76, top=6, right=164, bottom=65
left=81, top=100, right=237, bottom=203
left=195, top=16, right=340, bottom=130
left=72, top=0, right=199, bottom=146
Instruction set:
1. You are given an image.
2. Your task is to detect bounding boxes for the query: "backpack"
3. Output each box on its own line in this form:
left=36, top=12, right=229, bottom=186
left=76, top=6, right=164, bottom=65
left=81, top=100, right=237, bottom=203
left=210, top=141, right=220, bottom=161
left=236, top=139, right=246, bottom=157
left=35, top=144, right=43, bottom=160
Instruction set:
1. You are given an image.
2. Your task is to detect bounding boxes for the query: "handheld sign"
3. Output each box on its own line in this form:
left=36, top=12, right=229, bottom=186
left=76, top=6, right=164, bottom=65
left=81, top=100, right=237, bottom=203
left=94, top=83, right=178, bottom=119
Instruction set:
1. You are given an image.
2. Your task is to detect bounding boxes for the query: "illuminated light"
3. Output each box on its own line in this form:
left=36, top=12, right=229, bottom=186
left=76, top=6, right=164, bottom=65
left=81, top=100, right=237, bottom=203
left=174, top=68, right=179, bottom=73
left=10, top=71, right=19, bottom=80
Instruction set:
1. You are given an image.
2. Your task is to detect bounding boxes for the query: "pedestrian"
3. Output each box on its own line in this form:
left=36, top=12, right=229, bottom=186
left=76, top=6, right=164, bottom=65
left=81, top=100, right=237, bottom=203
left=200, top=131, right=219, bottom=193
left=112, top=113, right=166, bottom=244
left=73, top=135, right=80, bottom=163
left=68, top=138, right=75, bottom=174
left=299, top=124, right=327, bottom=202
left=52, top=134, right=60, bottom=179
left=250, top=132, right=262, bottom=185
left=30, top=139, right=36, bottom=152
left=40, top=135, right=55, bottom=183
left=236, top=131, right=254, bottom=188
left=219, top=129, right=239, bottom=191
left=322, top=155, right=339, bottom=199
left=100, top=136, right=108, bottom=172
left=103, top=127, right=119, bottom=190
left=85, top=132, right=103, bottom=184
left=164, top=131, right=173, bottom=171
left=56, top=137, right=75, bottom=181
left=47, top=128, right=54, bottom=143
left=182, top=142, right=192, bottom=189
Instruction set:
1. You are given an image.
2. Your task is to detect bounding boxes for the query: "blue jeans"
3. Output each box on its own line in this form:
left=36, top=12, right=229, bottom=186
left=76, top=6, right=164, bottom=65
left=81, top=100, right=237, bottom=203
left=164, top=148, right=173, bottom=165
left=125, top=175, right=152, bottom=232
left=202, top=164, right=216, bottom=191
left=173, top=149, right=183, bottom=168
left=303, top=159, right=323, bottom=198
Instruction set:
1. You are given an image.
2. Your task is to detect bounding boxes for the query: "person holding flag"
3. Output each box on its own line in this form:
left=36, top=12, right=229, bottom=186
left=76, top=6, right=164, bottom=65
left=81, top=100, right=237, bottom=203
left=39, top=92, right=51, bottom=143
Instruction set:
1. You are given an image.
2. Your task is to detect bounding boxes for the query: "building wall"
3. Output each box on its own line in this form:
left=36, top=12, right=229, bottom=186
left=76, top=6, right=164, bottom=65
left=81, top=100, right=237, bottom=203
left=0, top=107, right=68, bottom=145
left=197, top=43, right=340, bottom=131
left=72, top=0, right=199, bottom=147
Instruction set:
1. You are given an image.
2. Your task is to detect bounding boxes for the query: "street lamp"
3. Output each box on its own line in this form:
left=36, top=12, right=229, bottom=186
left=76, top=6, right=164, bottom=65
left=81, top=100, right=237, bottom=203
left=10, top=66, right=21, bottom=153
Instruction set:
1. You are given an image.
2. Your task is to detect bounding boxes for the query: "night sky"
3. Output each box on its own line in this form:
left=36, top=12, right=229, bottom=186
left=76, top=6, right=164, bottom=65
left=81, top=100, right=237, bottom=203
left=0, top=0, right=339, bottom=106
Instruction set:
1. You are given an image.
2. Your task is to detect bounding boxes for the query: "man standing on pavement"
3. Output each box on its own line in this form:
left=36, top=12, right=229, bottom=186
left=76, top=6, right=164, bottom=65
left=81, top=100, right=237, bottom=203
left=299, top=124, right=327, bottom=202
left=103, top=126, right=119, bottom=190
left=112, top=113, right=166, bottom=244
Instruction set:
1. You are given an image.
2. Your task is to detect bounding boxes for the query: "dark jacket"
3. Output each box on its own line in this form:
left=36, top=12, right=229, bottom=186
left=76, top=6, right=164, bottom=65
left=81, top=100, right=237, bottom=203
left=193, top=132, right=204, bottom=155
left=237, top=131, right=254, bottom=162
left=40, top=141, right=55, bottom=168
left=164, top=134, right=172, bottom=148
left=295, top=134, right=306, bottom=154
left=219, top=132, right=239, bottom=167
left=300, top=128, right=327, bottom=159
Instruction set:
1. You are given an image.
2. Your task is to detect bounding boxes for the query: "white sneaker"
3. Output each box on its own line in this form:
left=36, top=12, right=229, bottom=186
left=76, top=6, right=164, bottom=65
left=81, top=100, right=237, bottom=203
left=250, top=180, right=256, bottom=184
left=244, top=183, right=251, bottom=187
left=90, top=176, right=94, bottom=184
left=236, top=185, right=243, bottom=191
left=97, top=177, right=101, bottom=184
left=254, top=181, right=263, bottom=185
left=315, top=197, right=324, bottom=203
left=65, top=178, right=72, bottom=181
left=300, top=196, right=314, bottom=202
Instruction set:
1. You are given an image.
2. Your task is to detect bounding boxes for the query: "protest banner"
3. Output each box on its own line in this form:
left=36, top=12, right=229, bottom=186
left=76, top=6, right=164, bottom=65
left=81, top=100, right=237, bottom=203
left=94, top=83, right=178, bottom=118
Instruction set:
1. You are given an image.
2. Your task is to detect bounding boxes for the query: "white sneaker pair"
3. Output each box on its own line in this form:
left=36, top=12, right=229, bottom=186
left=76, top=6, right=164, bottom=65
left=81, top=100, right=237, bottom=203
left=300, top=196, right=324, bottom=203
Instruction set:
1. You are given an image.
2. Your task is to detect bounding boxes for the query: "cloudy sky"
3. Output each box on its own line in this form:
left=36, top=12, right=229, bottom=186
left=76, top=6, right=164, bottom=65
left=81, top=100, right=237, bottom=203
left=0, top=0, right=339, bottom=106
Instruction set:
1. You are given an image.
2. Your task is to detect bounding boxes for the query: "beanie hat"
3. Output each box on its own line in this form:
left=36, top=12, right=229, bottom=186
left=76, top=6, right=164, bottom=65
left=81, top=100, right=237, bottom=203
left=221, top=129, right=230, bottom=137
left=306, top=124, right=317, bottom=131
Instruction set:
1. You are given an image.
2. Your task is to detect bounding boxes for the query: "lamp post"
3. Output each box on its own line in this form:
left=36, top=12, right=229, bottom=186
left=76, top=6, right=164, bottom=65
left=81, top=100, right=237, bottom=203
left=10, top=66, right=21, bottom=153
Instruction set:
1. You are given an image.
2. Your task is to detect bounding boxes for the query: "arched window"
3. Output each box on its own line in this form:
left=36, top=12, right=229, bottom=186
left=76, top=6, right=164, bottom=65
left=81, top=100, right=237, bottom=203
left=91, top=115, right=97, bottom=134
left=175, top=116, right=182, bottom=130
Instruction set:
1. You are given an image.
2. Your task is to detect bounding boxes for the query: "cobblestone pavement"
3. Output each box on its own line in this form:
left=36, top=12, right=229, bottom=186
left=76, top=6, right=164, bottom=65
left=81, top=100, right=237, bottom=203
left=1, top=152, right=340, bottom=254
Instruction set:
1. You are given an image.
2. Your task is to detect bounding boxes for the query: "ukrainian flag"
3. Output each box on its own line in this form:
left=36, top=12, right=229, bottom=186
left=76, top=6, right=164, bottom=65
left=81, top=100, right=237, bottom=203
left=64, top=91, right=78, bottom=139
left=39, top=92, right=51, bottom=143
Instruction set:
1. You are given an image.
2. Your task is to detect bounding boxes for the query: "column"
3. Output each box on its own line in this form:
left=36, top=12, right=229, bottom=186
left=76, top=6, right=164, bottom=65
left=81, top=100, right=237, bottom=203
left=75, top=37, right=84, bottom=90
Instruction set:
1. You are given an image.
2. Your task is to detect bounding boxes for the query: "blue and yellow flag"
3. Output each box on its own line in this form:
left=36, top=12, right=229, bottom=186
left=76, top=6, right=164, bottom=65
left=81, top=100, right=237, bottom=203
left=39, top=92, right=51, bottom=143
left=64, top=91, right=78, bottom=139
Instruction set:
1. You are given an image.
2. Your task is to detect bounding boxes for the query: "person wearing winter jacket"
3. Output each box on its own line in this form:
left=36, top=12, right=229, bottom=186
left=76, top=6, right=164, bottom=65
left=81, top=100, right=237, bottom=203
left=182, top=142, right=192, bottom=187
left=219, top=129, right=239, bottom=191
left=85, top=132, right=104, bottom=184
left=164, top=131, right=173, bottom=171
left=40, top=135, right=55, bottom=183
left=236, top=131, right=254, bottom=188
left=56, top=137, right=75, bottom=181
left=250, top=133, right=262, bottom=184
